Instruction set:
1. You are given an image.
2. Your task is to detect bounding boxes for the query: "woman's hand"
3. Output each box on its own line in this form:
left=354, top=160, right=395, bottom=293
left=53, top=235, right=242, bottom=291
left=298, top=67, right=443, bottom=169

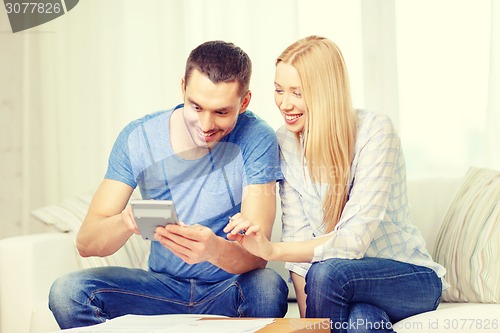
left=223, top=213, right=275, bottom=261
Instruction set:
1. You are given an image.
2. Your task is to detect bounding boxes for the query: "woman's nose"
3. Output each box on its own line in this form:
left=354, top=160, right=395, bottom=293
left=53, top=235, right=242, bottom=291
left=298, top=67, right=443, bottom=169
left=279, top=94, right=293, bottom=111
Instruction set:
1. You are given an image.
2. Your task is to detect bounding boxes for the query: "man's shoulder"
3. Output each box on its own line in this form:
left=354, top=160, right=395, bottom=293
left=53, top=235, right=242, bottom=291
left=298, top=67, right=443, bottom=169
left=117, top=108, right=174, bottom=141
left=230, top=110, right=276, bottom=141
left=126, top=109, right=172, bottom=130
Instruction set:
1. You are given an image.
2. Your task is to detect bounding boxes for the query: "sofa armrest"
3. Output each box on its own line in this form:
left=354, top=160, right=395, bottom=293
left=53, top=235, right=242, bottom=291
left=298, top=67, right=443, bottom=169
left=0, top=233, right=79, bottom=333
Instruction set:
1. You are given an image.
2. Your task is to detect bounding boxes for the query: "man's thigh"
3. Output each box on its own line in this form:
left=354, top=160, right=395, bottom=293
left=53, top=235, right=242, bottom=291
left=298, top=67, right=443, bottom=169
left=51, top=266, right=192, bottom=318
left=51, top=266, right=287, bottom=320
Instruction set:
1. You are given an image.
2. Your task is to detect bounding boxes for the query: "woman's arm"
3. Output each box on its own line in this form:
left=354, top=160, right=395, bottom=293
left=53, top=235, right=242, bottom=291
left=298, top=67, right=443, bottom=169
left=225, top=113, right=403, bottom=263
left=224, top=214, right=332, bottom=262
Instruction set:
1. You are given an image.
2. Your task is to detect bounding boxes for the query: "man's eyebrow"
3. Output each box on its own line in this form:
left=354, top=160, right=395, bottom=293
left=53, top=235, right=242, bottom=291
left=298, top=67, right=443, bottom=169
left=214, top=106, right=232, bottom=112
left=186, top=97, right=233, bottom=112
left=186, top=97, right=201, bottom=108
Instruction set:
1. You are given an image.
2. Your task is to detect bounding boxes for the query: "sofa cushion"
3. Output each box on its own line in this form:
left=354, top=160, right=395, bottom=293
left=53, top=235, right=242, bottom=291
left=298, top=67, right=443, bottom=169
left=434, top=167, right=500, bottom=303
left=31, top=194, right=150, bottom=270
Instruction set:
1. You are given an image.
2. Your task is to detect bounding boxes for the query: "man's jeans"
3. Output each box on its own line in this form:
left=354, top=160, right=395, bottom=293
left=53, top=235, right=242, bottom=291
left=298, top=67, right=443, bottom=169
left=49, top=267, right=288, bottom=329
left=305, top=257, right=442, bottom=333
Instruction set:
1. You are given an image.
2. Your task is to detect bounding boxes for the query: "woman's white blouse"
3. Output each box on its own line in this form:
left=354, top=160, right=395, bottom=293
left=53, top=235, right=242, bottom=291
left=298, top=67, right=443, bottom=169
left=277, top=110, right=446, bottom=283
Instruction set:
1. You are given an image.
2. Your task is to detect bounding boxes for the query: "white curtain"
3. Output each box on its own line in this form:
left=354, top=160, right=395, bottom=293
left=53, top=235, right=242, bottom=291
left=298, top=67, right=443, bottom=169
left=487, top=0, right=500, bottom=168
left=16, top=0, right=499, bottom=234
left=360, top=0, right=399, bottom=127
left=361, top=0, right=498, bottom=178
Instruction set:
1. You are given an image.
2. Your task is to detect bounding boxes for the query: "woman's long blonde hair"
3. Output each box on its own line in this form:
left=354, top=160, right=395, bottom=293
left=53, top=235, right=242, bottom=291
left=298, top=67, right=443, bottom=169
left=277, top=36, right=357, bottom=233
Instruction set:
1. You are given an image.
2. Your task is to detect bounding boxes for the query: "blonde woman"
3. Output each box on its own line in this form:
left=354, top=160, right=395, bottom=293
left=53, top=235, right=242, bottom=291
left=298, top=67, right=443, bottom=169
left=225, top=36, right=445, bottom=332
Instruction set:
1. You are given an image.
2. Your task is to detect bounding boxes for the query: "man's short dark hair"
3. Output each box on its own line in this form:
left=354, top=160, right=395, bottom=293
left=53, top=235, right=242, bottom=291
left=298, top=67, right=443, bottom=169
left=185, top=41, right=252, bottom=98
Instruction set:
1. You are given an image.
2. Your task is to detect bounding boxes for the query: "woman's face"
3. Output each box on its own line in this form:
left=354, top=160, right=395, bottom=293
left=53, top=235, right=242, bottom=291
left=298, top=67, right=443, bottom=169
left=274, top=62, right=307, bottom=134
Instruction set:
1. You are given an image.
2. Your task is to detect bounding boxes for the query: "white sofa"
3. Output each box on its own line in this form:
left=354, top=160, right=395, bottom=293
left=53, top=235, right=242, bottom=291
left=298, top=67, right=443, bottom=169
left=1, top=175, right=499, bottom=333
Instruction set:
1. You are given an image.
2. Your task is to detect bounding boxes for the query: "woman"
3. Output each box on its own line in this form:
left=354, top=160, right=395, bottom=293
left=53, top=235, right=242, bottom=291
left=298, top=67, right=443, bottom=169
left=225, top=36, right=446, bottom=332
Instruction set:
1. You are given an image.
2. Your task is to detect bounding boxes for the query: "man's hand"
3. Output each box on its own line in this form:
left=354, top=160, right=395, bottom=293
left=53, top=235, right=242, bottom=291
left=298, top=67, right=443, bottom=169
left=120, top=204, right=140, bottom=236
left=154, top=223, right=219, bottom=265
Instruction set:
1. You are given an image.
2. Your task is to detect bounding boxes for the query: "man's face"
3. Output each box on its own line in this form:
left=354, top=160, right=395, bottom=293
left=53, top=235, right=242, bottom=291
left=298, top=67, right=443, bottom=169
left=182, top=69, right=250, bottom=150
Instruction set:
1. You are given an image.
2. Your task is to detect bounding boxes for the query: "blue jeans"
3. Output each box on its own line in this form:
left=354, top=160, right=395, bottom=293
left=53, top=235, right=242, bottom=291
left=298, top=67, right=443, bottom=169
left=49, top=267, right=288, bottom=329
left=305, top=258, right=442, bottom=333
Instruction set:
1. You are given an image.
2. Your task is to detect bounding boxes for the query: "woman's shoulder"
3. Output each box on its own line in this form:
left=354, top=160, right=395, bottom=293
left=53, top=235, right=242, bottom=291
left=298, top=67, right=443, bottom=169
left=356, top=109, right=397, bottom=137
left=276, top=125, right=299, bottom=152
left=276, top=124, right=289, bottom=138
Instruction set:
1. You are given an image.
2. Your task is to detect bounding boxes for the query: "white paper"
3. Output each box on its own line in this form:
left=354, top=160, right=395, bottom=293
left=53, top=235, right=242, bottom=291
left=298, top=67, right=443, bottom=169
left=52, top=315, right=274, bottom=333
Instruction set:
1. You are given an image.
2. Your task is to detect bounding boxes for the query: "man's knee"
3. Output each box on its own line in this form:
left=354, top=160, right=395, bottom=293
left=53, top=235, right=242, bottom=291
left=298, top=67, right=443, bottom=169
left=241, top=268, right=288, bottom=298
left=49, top=272, right=84, bottom=312
left=250, top=268, right=285, bottom=285
left=238, top=268, right=289, bottom=317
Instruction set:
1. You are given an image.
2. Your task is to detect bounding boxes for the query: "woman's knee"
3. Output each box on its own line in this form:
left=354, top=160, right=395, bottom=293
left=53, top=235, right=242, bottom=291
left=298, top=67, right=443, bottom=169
left=348, top=303, right=394, bottom=333
left=305, top=259, right=351, bottom=294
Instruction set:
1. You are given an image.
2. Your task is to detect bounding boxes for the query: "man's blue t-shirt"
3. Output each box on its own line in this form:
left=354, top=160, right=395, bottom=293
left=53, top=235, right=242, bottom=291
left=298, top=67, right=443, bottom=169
left=105, top=104, right=282, bottom=282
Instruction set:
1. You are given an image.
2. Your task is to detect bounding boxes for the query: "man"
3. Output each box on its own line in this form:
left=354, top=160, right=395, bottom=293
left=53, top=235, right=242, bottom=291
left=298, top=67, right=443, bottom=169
left=49, top=40, right=288, bottom=329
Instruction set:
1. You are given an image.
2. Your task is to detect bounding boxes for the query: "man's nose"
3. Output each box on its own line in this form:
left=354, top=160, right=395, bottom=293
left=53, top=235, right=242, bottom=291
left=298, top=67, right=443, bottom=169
left=199, top=112, right=215, bottom=132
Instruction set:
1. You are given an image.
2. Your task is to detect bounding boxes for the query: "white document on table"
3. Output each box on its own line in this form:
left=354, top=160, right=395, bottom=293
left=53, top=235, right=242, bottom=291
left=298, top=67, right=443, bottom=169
left=52, top=314, right=274, bottom=333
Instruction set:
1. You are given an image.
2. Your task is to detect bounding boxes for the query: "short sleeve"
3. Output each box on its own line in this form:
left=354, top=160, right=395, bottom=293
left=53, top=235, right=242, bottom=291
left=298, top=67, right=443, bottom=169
left=105, top=124, right=137, bottom=189
left=238, top=116, right=283, bottom=186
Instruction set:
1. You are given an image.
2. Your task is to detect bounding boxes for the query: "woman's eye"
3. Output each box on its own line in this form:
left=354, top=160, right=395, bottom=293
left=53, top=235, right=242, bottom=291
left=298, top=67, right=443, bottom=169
left=275, top=89, right=284, bottom=94
left=294, top=92, right=302, bottom=97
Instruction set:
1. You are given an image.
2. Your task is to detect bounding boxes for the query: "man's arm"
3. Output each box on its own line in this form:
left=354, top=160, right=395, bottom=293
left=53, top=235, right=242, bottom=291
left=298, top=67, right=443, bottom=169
left=213, top=181, right=276, bottom=272
left=76, top=179, right=136, bottom=257
left=155, top=181, right=276, bottom=274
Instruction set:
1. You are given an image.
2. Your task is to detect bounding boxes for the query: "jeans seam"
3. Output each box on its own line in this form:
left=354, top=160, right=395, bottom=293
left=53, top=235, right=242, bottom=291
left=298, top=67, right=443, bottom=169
left=340, top=270, right=437, bottom=288
left=89, top=289, right=189, bottom=306
left=234, top=281, right=245, bottom=317
left=189, top=279, right=195, bottom=306
left=86, top=294, right=107, bottom=324
left=183, top=282, right=240, bottom=309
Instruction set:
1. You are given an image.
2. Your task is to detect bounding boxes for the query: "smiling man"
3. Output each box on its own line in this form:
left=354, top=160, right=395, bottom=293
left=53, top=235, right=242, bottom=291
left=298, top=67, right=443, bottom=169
left=48, top=41, right=288, bottom=329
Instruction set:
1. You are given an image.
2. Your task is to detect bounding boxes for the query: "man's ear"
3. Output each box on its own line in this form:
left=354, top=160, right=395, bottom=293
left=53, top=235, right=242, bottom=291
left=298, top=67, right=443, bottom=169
left=181, top=77, right=186, bottom=99
left=239, top=90, right=252, bottom=114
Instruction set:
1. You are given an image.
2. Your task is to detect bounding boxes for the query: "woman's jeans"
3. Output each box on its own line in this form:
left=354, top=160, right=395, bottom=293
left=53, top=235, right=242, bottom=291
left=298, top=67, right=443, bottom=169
left=49, top=267, right=288, bottom=329
left=305, top=257, right=442, bottom=333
